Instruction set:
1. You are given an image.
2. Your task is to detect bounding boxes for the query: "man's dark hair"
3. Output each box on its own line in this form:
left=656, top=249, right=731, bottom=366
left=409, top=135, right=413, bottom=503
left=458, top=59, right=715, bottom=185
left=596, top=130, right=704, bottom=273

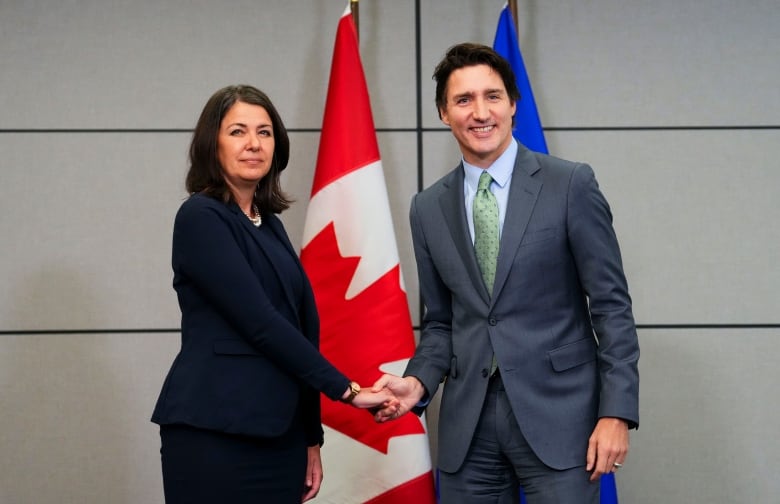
left=432, top=42, right=520, bottom=118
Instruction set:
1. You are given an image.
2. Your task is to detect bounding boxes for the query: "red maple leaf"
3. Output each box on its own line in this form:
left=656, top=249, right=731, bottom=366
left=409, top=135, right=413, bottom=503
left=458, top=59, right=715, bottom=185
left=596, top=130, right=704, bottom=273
left=301, top=223, right=426, bottom=453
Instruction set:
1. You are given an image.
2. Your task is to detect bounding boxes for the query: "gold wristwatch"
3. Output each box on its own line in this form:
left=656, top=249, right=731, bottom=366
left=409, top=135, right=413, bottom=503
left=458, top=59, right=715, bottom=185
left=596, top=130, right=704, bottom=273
left=341, top=381, right=361, bottom=403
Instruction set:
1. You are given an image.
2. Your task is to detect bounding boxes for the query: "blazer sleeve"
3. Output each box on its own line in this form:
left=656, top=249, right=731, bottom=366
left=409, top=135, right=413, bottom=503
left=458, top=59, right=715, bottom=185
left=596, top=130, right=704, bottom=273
left=173, top=198, right=350, bottom=401
left=299, top=283, right=326, bottom=446
left=566, top=164, right=640, bottom=427
left=404, top=193, right=455, bottom=402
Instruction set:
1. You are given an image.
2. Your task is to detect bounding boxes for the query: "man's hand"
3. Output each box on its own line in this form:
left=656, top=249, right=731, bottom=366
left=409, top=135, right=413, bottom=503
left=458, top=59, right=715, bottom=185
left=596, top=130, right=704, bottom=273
left=586, top=417, right=629, bottom=482
left=349, top=385, right=398, bottom=412
left=371, top=374, right=426, bottom=422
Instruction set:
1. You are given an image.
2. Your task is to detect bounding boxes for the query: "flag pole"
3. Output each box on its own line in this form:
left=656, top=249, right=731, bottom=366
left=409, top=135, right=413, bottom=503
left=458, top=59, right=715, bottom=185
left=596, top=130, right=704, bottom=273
left=508, top=0, right=519, bottom=35
left=350, top=0, right=359, bottom=41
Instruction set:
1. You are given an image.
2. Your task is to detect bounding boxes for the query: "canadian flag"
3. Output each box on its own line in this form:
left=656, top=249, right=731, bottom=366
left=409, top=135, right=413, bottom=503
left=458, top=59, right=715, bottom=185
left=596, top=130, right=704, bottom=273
left=300, top=5, right=437, bottom=504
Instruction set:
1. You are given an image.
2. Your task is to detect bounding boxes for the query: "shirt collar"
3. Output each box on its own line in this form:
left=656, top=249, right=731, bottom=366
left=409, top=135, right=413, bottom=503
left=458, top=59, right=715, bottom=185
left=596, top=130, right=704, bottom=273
left=462, top=139, right=517, bottom=191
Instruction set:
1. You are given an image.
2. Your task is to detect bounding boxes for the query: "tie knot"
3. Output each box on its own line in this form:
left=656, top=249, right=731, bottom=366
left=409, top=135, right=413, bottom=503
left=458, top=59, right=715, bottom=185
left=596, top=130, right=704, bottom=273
left=478, top=171, right=493, bottom=192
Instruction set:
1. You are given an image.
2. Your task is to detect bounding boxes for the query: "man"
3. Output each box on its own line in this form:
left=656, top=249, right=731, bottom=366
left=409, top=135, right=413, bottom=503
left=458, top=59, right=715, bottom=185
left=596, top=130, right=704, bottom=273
left=373, top=43, right=639, bottom=504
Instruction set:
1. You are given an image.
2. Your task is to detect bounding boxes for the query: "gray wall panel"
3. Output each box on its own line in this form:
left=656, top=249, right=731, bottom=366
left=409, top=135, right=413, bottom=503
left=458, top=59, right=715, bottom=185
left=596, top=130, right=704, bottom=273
left=0, top=0, right=415, bottom=130
left=0, top=133, right=185, bottom=330
left=419, top=0, right=780, bottom=128
left=421, top=130, right=465, bottom=188
left=532, top=0, right=780, bottom=128
left=620, top=328, right=780, bottom=502
left=355, top=0, right=417, bottom=129
left=375, top=132, right=421, bottom=323
left=0, top=332, right=179, bottom=504
left=553, top=129, right=780, bottom=324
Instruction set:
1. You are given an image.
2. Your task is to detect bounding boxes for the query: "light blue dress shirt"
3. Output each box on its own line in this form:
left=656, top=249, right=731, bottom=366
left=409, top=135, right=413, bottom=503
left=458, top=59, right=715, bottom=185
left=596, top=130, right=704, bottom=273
left=463, top=140, right=517, bottom=244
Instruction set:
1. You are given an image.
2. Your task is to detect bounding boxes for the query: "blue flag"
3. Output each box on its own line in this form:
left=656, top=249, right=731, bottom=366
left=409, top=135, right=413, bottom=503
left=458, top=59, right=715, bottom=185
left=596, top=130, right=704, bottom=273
left=493, top=4, right=619, bottom=504
left=492, top=3, right=548, bottom=154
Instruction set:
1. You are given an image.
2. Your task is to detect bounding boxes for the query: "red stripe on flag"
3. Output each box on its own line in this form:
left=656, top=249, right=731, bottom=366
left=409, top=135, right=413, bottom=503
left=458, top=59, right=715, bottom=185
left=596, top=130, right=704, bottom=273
left=311, top=11, right=380, bottom=197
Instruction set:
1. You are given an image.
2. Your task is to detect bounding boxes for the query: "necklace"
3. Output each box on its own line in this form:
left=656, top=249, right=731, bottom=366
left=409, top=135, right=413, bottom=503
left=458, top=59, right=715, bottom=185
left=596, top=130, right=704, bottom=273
left=244, top=204, right=262, bottom=227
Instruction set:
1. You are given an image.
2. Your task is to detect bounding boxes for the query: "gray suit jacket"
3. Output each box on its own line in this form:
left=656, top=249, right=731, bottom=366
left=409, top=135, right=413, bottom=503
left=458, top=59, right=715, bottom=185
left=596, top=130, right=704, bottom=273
left=405, top=142, right=639, bottom=472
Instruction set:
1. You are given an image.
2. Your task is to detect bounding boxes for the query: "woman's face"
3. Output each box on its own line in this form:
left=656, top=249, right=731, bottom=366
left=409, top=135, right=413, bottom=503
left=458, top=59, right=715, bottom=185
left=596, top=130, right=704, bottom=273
left=217, top=101, right=275, bottom=194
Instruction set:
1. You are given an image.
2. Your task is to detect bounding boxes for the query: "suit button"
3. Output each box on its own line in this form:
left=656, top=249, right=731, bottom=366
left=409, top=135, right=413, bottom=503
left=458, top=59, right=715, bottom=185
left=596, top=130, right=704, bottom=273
left=481, top=368, right=489, bottom=378
left=489, top=318, right=497, bottom=326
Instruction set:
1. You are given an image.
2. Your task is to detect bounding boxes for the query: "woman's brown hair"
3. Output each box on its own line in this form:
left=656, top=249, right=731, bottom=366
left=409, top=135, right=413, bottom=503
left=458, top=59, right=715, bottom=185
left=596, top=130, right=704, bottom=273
left=185, top=85, right=292, bottom=214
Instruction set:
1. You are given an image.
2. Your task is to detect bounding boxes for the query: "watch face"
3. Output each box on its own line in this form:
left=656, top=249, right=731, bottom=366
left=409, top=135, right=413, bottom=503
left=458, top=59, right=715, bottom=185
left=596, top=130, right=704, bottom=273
left=341, top=382, right=361, bottom=403
left=350, top=382, right=361, bottom=402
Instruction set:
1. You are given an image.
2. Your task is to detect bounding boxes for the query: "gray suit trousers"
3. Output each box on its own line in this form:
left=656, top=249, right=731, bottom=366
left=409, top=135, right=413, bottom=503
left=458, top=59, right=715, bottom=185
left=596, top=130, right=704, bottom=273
left=437, top=374, right=600, bottom=504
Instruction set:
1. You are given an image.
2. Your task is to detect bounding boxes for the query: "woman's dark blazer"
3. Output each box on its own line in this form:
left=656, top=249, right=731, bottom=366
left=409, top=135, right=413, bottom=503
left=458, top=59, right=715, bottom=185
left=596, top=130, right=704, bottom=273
left=152, top=193, right=349, bottom=446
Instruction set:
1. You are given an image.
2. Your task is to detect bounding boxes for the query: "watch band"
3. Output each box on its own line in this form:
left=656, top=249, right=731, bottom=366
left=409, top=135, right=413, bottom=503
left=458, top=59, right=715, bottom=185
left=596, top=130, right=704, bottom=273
left=341, top=381, right=361, bottom=403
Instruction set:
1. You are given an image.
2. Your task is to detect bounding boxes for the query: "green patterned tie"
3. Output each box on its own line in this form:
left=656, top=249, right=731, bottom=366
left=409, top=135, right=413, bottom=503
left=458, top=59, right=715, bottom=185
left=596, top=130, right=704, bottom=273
left=473, top=171, right=499, bottom=294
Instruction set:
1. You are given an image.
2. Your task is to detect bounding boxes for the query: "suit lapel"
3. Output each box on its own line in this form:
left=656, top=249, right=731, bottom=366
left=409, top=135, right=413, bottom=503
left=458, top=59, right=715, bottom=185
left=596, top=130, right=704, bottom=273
left=492, top=145, right=542, bottom=303
left=234, top=207, right=300, bottom=317
left=439, top=165, right=491, bottom=305
left=261, top=215, right=302, bottom=316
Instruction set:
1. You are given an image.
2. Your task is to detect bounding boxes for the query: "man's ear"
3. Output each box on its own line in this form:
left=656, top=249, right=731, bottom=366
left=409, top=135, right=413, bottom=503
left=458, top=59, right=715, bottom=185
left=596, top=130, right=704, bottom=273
left=439, top=107, right=450, bottom=126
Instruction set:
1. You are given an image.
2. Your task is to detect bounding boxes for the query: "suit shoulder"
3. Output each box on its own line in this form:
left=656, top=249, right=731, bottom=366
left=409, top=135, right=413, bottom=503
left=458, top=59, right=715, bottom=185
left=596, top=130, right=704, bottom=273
left=530, top=151, right=596, bottom=183
left=533, top=151, right=584, bottom=173
left=178, top=193, right=228, bottom=215
left=175, top=193, right=233, bottom=229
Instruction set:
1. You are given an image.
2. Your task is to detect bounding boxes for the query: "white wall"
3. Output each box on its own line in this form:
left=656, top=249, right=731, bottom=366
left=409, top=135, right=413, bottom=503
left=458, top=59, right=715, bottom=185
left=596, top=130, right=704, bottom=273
left=1, top=0, right=778, bottom=502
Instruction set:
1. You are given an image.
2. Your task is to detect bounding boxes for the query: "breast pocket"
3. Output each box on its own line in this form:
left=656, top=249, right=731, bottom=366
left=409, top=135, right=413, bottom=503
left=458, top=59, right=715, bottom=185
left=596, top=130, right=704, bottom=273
left=519, top=227, right=557, bottom=248
left=509, top=227, right=563, bottom=282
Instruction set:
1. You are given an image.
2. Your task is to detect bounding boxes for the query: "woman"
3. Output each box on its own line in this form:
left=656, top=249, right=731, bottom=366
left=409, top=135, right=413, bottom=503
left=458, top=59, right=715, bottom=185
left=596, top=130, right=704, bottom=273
left=151, top=85, right=395, bottom=503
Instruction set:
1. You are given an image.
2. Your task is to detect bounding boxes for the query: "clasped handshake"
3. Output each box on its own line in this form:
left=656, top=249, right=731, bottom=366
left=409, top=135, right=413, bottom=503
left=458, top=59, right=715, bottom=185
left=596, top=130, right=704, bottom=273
left=345, top=374, right=426, bottom=423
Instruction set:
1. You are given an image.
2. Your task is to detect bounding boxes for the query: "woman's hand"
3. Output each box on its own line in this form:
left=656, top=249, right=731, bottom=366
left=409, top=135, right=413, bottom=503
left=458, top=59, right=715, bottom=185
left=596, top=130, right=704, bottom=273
left=345, top=384, right=399, bottom=414
left=302, top=445, right=323, bottom=502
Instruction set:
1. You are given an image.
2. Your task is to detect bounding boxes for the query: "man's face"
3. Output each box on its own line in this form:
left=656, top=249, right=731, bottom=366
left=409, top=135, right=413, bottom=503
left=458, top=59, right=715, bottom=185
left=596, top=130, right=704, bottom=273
left=439, top=64, right=516, bottom=168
